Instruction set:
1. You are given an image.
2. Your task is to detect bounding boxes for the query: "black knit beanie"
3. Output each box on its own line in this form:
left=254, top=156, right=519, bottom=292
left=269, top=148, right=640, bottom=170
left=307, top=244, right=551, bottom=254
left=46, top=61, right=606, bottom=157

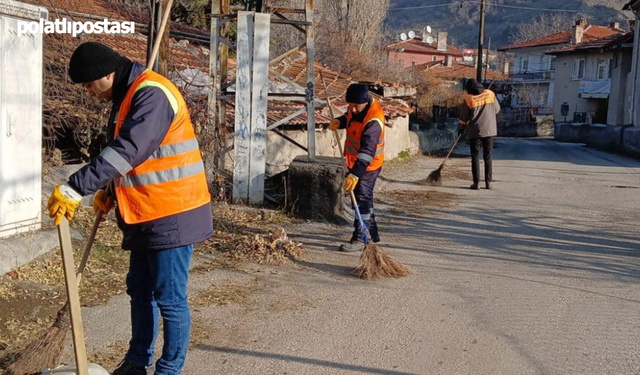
left=345, top=84, right=371, bottom=104
left=68, top=42, right=124, bottom=83
left=465, top=78, right=485, bottom=95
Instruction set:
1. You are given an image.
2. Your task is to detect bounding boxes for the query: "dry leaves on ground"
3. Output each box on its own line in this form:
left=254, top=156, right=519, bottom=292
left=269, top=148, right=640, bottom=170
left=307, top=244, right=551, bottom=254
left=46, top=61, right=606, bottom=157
left=1, top=203, right=304, bottom=369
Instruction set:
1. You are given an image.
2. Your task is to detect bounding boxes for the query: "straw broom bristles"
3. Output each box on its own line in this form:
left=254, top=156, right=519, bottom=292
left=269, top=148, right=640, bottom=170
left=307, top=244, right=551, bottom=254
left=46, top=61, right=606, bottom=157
left=425, top=165, right=443, bottom=185
left=356, top=243, right=410, bottom=280
left=4, top=304, right=70, bottom=375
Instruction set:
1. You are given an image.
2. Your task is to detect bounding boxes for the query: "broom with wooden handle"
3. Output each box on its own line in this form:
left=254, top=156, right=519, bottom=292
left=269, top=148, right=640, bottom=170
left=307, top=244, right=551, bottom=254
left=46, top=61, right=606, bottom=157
left=4, top=210, right=104, bottom=375
left=319, top=72, right=408, bottom=279
left=4, top=2, right=174, bottom=372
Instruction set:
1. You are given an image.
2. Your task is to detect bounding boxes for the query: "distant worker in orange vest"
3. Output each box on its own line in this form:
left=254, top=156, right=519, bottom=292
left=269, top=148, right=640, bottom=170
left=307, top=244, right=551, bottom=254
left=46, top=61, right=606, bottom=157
left=459, top=78, right=500, bottom=190
left=330, top=84, right=385, bottom=252
left=47, top=42, right=213, bottom=375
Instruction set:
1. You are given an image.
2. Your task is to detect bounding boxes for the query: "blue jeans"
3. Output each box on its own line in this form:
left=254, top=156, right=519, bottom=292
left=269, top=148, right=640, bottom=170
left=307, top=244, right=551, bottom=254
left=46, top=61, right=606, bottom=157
left=125, top=245, right=193, bottom=375
left=351, top=168, right=381, bottom=243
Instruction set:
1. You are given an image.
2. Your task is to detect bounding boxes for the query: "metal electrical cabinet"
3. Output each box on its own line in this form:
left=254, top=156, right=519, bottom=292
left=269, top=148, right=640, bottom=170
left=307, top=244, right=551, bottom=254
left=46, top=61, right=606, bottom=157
left=0, top=0, right=47, bottom=238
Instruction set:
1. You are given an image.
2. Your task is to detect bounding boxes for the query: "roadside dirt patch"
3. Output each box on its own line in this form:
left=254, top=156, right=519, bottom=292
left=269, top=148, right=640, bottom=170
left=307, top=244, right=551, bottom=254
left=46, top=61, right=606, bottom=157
left=383, top=189, right=458, bottom=216
left=88, top=341, right=128, bottom=372
left=189, top=278, right=261, bottom=308
left=415, top=164, right=472, bottom=185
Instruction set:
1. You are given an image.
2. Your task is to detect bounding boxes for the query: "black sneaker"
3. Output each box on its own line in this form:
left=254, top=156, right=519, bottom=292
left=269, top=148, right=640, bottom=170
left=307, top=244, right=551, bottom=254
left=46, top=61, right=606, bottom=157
left=470, top=183, right=479, bottom=190
left=112, top=360, right=148, bottom=375
left=485, top=181, right=491, bottom=189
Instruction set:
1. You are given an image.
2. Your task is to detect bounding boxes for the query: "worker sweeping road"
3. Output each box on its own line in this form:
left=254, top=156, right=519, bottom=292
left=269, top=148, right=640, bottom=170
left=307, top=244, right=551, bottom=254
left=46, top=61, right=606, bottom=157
left=459, top=78, right=500, bottom=190
left=329, top=84, right=385, bottom=252
left=46, top=42, right=213, bottom=375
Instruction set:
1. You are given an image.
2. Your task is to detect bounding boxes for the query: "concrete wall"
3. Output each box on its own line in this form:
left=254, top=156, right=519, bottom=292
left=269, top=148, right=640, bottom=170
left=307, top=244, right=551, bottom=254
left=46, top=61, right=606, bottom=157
left=265, top=115, right=421, bottom=176
left=412, top=120, right=458, bottom=155
left=623, top=126, right=640, bottom=157
left=219, top=114, right=463, bottom=178
left=631, top=19, right=640, bottom=127
left=555, top=123, right=640, bottom=157
left=607, top=49, right=633, bottom=125
left=554, top=123, right=590, bottom=143
left=260, top=115, right=466, bottom=176
left=553, top=52, right=613, bottom=123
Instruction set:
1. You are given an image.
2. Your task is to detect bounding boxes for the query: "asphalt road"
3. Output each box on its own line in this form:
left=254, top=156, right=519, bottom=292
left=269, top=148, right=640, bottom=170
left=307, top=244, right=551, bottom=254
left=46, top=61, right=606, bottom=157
left=81, top=138, right=640, bottom=375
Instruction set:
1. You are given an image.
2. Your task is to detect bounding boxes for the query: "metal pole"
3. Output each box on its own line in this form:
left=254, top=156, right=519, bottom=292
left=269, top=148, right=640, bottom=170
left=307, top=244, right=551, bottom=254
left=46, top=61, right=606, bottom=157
left=476, top=0, right=486, bottom=82
left=153, top=0, right=162, bottom=72
left=305, top=0, right=315, bottom=161
left=484, top=37, right=491, bottom=83
left=220, top=0, right=230, bottom=130
left=208, top=0, right=220, bottom=131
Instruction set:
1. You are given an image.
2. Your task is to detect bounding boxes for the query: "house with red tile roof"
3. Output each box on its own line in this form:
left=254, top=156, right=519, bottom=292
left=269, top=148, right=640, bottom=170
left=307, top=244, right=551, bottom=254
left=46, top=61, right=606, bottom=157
left=385, top=32, right=463, bottom=68
left=546, top=31, right=631, bottom=125
left=498, top=18, right=624, bottom=115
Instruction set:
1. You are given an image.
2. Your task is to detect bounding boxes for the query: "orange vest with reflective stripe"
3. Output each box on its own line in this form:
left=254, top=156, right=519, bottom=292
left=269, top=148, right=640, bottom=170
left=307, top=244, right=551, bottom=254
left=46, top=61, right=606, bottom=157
left=114, top=69, right=211, bottom=224
left=345, top=98, right=385, bottom=171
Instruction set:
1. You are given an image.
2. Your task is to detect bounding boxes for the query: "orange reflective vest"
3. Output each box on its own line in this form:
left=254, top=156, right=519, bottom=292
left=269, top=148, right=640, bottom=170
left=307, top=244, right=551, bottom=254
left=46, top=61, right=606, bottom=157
left=114, top=69, right=211, bottom=224
left=345, top=98, right=385, bottom=171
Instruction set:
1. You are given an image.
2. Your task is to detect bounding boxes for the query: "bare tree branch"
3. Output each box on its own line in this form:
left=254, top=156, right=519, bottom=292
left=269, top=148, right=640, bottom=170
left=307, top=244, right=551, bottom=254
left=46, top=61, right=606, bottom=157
left=509, top=13, right=577, bottom=44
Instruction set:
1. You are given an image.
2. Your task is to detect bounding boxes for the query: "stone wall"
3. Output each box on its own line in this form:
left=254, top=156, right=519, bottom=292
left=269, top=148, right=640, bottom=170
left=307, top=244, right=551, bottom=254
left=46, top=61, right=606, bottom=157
left=555, top=122, right=640, bottom=157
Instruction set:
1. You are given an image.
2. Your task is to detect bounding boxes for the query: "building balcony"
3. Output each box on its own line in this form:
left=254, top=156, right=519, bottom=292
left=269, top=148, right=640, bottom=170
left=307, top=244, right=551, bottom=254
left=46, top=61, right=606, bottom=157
left=510, top=70, right=555, bottom=82
left=578, top=80, right=611, bottom=99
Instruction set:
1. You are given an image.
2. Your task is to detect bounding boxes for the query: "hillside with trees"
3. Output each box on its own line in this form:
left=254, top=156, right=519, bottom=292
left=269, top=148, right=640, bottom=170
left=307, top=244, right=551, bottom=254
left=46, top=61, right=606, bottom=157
left=387, top=0, right=631, bottom=48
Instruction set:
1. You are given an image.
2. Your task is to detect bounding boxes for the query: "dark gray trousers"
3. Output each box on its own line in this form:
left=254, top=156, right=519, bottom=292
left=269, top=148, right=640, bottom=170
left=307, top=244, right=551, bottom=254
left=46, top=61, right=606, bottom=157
left=470, top=137, right=494, bottom=185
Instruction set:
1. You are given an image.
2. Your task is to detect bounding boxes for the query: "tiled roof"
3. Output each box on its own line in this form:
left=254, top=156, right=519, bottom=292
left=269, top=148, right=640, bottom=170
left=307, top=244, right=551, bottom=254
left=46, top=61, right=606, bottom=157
left=415, top=61, right=510, bottom=81
left=222, top=52, right=413, bottom=126
left=546, top=31, right=633, bottom=54
left=386, top=37, right=463, bottom=56
left=498, top=25, right=622, bottom=51
left=414, top=60, right=443, bottom=69
left=254, top=51, right=414, bottom=123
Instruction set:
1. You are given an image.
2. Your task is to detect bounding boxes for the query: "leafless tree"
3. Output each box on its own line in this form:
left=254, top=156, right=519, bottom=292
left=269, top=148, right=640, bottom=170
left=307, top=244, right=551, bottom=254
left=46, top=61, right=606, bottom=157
left=513, top=83, right=543, bottom=119
left=509, top=13, right=578, bottom=44
left=267, top=0, right=392, bottom=79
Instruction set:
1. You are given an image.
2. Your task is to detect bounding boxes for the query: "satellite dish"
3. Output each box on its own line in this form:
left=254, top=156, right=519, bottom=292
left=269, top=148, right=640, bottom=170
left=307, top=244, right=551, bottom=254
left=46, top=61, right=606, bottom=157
left=400, top=33, right=407, bottom=41
left=426, top=36, right=434, bottom=44
left=408, top=30, right=416, bottom=39
left=426, top=25, right=432, bottom=33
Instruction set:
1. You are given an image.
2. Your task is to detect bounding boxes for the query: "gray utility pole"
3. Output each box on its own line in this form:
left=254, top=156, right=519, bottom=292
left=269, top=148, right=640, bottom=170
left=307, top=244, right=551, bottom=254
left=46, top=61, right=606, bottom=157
left=476, top=0, right=486, bottom=82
